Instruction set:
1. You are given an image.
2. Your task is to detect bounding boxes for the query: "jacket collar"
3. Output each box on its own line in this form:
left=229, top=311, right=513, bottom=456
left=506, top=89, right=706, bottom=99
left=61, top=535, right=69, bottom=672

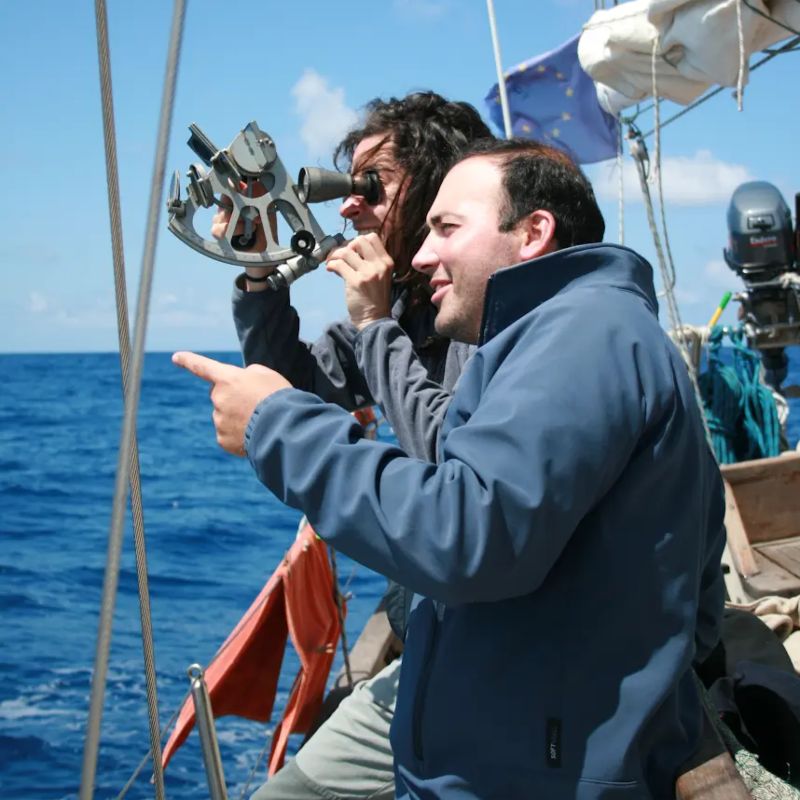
left=478, top=243, right=659, bottom=345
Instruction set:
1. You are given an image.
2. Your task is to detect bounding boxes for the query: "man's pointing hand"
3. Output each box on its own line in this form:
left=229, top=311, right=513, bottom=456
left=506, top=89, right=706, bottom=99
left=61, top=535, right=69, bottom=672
left=172, top=352, right=292, bottom=456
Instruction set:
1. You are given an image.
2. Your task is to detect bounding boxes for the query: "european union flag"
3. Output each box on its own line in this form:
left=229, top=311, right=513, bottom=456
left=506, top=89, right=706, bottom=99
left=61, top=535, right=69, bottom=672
left=485, top=34, right=619, bottom=164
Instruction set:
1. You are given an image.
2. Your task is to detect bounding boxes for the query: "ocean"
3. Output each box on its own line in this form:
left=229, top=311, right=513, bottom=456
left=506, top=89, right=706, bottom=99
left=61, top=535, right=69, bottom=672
left=1, top=350, right=799, bottom=799
left=0, top=352, right=387, bottom=800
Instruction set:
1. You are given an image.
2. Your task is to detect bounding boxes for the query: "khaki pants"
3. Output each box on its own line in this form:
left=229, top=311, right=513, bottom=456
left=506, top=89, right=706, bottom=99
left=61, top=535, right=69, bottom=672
left=251, top=658, right=400, bottom=800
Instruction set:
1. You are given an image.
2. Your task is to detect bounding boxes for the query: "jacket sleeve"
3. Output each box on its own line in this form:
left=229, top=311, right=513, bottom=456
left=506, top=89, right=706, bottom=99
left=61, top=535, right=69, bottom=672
left=245, top=306, right=646, bottom=605
left=694, top=465, right=727, bottom=664
left=232, top=276, right=372, bottom=410
left=354, top=318, right=456, bottom=462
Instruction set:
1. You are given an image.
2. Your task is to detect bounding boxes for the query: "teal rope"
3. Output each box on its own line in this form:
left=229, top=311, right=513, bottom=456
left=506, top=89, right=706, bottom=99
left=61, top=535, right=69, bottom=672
left=699, top=326, right=782, bottom=464
left=698, top=331, right=741, bottom=463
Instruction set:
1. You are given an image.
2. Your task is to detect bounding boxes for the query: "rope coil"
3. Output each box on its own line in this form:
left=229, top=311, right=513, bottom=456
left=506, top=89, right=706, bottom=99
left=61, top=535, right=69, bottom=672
left=699, top=326, right=782, bottom=464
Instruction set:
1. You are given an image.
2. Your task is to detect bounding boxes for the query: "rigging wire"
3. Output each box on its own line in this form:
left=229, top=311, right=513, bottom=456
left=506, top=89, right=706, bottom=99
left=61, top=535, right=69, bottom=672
left=649, top=41, right=678, bottom=297
left=742, top=0, right=800, bottom=38
left=92, top=1, right=166, bottom=795
left=116, top=703, right=186, bottom=800
left=80, top=1, right=187, bottom=797
left=624, top=29, right=799, bottom=125
left=329, top=546, right=354, bottom=690
left=236, top=738, right=273, bottom=800
left=640, top=34, right=800, bottom=138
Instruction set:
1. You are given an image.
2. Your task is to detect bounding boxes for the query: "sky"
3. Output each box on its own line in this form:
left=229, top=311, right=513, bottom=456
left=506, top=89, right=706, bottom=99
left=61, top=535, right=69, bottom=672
left=1, top=0, right=798, bottom=353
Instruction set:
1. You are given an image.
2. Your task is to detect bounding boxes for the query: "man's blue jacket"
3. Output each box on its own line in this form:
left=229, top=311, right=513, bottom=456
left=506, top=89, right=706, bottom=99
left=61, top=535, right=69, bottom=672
left=245, top=243, right=727, bottom=799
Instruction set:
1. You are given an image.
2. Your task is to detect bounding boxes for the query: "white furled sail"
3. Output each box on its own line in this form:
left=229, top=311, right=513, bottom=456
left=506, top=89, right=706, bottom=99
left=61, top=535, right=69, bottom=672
left=578, top=0, right=800, bottom=114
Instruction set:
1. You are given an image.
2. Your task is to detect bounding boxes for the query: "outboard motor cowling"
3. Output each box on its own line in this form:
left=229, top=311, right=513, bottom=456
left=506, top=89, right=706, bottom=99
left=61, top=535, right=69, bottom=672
left=724, top=181, right=800, bottom=391
left=724, top=181, right=795, bottom=281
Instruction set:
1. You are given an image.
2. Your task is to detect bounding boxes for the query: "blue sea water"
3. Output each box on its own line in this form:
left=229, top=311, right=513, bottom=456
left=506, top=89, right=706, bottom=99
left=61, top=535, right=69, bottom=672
left=0, top=353, right=387, bottom=800
left=1, top=350, right=799, bottom=799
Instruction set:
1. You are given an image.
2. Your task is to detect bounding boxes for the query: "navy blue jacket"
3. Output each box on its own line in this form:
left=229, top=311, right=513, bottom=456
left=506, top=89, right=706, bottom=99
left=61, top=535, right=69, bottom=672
left=245, top=244, right=727, bottom=798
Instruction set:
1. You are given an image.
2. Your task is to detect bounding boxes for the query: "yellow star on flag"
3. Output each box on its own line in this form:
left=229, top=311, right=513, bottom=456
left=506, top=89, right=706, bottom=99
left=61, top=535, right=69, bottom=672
left=566, top=87, right=574, bottom=97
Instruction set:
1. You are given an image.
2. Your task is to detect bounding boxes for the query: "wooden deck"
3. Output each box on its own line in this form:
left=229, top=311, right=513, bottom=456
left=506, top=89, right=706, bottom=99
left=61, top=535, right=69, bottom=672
left=721, top=451, right=800, bottom=599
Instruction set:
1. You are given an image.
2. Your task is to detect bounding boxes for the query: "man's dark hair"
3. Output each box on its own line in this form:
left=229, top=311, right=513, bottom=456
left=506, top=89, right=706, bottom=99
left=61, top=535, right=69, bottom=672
left=457, top=138, right=605, bottom=248
left=335, top=92, right=493, bottom=307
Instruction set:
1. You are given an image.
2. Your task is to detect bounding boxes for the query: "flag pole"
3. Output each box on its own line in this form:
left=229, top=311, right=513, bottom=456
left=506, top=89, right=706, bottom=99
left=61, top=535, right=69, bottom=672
left=486, top=0, right=512, bottom=138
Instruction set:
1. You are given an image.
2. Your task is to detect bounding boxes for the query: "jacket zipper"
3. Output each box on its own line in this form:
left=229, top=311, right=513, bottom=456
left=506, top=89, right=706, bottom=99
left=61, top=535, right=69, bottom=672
left=412, top=615, right=439, bottom=762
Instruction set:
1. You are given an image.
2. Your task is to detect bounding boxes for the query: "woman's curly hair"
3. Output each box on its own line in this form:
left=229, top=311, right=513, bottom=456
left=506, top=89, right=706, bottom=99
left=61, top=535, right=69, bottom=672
left=334, top=92, right=493, bottom=310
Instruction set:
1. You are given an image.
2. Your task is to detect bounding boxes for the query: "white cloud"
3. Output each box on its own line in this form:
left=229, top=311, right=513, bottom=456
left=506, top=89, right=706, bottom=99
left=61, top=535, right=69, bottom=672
left=393, top=0, right=449, bottom=18
left=20, top=284, right=232, bottom=344
left=591, top=150, right=753, bottom=206
left=291, top=70, right=358, bottom=160
left=28, top=291, right=48, bottom=313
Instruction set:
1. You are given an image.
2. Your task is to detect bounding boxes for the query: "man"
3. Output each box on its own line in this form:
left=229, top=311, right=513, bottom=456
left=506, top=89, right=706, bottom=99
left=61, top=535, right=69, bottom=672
left=176, top=139, right=726, bottom=798
left=216, top=92, right=492, bottom=800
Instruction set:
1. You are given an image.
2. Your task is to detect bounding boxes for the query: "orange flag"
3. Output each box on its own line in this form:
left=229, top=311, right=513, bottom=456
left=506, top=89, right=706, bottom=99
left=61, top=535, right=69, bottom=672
left=161, top=522, right=344, bottom=774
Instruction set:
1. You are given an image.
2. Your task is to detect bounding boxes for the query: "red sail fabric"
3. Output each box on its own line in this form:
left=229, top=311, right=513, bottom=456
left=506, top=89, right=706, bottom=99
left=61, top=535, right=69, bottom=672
left=161, top=523, right=344, bottom=774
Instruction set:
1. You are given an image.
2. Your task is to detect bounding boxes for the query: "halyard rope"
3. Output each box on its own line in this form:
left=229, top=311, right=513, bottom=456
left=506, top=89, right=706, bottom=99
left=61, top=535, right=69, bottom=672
left=640, top=35, right=800, bottom=138
left=627, top=122, right=715, bottom=454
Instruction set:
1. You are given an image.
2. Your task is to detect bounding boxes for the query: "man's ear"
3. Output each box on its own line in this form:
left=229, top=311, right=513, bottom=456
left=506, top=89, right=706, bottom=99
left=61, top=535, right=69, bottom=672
left=518, top=210, right=558, bottom=261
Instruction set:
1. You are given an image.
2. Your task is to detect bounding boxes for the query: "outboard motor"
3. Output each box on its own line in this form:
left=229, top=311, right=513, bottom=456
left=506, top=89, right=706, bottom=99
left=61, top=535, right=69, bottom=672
left=724, top=181, right=800, bottom=391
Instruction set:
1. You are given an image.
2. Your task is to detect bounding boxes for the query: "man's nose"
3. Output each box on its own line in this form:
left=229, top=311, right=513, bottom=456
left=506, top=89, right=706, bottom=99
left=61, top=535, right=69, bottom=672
left=339, top=194, right=364, bottom=220
left=411, top=233, right=438, bottom=274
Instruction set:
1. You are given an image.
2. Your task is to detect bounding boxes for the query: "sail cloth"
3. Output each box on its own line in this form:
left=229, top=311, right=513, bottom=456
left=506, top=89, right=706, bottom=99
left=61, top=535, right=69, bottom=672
left=579, top=0, right=800, bottom=116
left=161, top=522, right=344, bottom=776
left=485, top=34, right=620, bottom=164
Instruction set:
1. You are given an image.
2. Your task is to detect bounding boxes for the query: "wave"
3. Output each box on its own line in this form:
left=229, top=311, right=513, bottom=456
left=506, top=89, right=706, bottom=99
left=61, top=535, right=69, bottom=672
left=0, top=698, right=74, bottom=722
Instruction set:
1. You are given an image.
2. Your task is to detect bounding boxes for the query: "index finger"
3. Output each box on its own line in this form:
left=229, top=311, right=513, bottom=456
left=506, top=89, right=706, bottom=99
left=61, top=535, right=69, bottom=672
left=172, top=351, right=229, bottom=383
